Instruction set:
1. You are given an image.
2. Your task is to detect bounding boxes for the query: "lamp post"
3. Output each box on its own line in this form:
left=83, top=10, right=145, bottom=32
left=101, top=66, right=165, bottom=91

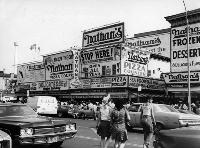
left=182, top=0, right=191, bottom=111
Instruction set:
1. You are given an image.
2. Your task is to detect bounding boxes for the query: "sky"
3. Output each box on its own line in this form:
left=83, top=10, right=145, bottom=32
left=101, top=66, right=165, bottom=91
left=0, top=0, right=200, bottom=74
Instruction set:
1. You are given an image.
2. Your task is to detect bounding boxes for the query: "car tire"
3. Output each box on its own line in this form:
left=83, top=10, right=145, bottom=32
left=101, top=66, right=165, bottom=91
left=49, top=141, right=63, bottom=148
left=57, top=112, right=63, bottom=118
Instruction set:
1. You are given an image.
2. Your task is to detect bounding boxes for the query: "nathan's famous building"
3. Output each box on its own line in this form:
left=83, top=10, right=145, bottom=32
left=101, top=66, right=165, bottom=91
left=163, top=8, right=200, bottom=104
left=16, top=22, right=170, bottom=103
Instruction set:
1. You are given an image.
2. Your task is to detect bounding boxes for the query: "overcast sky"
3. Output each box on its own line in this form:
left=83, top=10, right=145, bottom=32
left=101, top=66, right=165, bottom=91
left=0, top=0, right=200, bottom=74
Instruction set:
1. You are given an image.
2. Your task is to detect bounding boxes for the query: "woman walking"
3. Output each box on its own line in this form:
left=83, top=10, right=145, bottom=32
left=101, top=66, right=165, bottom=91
left=140, top=97, right=156, bottom=148
left=110, top=98, right=130, bottom=148
left=96, top=94, right=112, bottom=148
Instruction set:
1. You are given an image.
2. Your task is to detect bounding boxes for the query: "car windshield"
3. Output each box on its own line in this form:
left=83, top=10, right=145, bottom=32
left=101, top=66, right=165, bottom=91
left=155, top=104, right=179, bottom=113
left=0, top=105, right=37, bottom=117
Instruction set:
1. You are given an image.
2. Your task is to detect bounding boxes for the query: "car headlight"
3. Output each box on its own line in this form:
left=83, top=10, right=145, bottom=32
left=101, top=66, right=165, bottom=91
left=20, top=128, right=33, bottom=136
left=66, top=124, right=76, bottom=131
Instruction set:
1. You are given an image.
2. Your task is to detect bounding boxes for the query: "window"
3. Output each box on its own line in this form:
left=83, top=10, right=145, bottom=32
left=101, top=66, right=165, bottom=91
left=102, top=66, right=106, bottom=76
left=112, top=64, right=116, bottom=75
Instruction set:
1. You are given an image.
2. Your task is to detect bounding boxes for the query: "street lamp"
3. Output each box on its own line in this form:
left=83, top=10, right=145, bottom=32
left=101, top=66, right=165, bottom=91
left=182, top=0, right=191, bottom=111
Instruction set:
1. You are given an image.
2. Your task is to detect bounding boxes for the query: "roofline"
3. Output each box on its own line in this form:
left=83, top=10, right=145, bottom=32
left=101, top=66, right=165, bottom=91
left=165, top=8, right=200, bottom=22
left=133, top=28, right=170, bottom=38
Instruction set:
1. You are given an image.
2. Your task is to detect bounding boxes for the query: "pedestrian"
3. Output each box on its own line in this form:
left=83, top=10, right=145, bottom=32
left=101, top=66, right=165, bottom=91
left=96, top=94, right=112, bottom=148
left=140, top=97, right=156, bottom=148
left=110, top=98, right=130, bottom=148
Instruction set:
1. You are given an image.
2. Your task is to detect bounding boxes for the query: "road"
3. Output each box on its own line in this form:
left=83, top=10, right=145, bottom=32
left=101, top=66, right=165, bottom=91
left=59, top=117, right=148, bottom=148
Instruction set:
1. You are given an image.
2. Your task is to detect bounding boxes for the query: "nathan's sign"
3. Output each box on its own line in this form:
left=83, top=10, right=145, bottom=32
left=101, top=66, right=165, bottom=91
left=82, top=22, right=124, bottom=49
left=44, top=51, right=74, bottom=80
left=162, top=72, right=200, bottom=84
left=125, top=32, right=170, bottom=58
left=171, top=23, right=200, bottom=72
left=80, top=47, right=115, bottom=64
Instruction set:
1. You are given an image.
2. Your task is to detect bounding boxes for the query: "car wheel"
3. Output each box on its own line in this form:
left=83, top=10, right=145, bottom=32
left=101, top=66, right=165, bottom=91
left=57, top=112, right=63, bottom=118
left=49, top=141, right=63, bottom=148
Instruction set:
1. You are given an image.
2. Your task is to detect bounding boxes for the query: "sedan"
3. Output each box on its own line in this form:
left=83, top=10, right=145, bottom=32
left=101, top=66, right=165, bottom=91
left=0, top=103, right=77, bottom=147
left=127, top=103, right=200, bottom=130
left=154, top=126, right=200, bottom=148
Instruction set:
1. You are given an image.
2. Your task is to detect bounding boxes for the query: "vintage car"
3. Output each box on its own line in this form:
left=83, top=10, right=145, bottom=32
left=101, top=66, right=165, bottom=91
left=0, top=130, right=12, bottom=148
left=0, top=103, right=77, bottom=147
left=77, top=107, right=96, bottom=120
left=127, top=103, right=200, bottom=130
left=154, top=126, right=200, bottom=148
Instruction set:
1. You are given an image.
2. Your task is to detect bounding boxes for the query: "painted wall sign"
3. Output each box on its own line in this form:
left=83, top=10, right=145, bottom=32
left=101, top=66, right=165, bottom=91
left=44, top=50, right=74, bottom=80
left=111, top=76, right=128, bottom=87
left=80, top=47, right=115, bottom=64
left=162, top=72, right=200, bottom=84
left=36, top=80, right=69, bottom=91
left=81, top=61, right=120, bottom=78
left=129, top=76, right=165, bottom=90
left=125, top=32, right=170, bottom=58
left=82, top=22, right=124, bottom=49
left=121, top=47, right=149, bottom=77
left=171, top=23, right=200, bottom=72
left=17, top=62, right=45, bottom=84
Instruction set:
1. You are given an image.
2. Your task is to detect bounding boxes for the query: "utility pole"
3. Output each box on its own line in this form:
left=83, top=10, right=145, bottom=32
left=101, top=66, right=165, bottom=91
left=182, top=0, right=191, bottom=111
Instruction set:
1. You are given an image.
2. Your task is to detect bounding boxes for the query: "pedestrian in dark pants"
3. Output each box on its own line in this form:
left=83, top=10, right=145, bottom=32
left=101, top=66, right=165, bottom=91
left=140, top=97, right=156, bottom=148
left=96, top=94, right=112, bottom=148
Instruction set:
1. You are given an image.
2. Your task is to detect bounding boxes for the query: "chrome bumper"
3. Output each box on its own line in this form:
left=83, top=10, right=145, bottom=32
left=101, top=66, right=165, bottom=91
left=17, top=130, right=77, bottom=144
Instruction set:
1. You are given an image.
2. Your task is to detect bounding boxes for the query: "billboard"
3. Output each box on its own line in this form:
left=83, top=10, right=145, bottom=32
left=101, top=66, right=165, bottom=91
left=171, top=23, right=200, bottom=72
left=43, top=50, right=74, bottom=80
left=82, top=22, right=124, bottom=49
left=80, top=47, right=116, bottom=64
left=125, top=32, right=170, bottom=58
left=121, top=47, right=150, bottom=77
left=17, top=62, right=45, bottom=84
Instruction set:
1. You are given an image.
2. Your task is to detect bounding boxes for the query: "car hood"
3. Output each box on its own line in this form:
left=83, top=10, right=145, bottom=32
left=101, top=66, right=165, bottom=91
left=0, top=115, right=67, bottom=127
left=161, top=111, right=200, bottom=120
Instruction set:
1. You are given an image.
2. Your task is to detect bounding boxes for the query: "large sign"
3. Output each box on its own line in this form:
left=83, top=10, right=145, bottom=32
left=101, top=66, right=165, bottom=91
left=17, top=62, right=45, bottom=84
left=129, top=76, right=165, bottom=90
left=82, top=22, right=124, bottom=49
left=171, top=23, right=200, bottom=72
left=80, top=47, right=115, bottom=64
left=121, top=47, right=149, bottom=77
left=125, top=32, right=170, bottom=58
left=44, top=50, right=74, bottom=80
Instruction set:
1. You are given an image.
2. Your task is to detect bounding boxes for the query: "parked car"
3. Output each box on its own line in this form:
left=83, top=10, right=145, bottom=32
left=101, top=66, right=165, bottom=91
left=154, top=126, right=200, bottom=148
left=0, top=130, right=12, bottom=148
left=77, top=107, right=96, bottom=120
left=127, top=103, right=200, bottom=131
left=0, top=103, right=77, bottom=147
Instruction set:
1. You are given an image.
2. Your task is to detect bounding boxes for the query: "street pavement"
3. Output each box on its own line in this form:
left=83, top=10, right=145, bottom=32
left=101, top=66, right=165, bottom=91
left=59, top=117, right=150, bottom=148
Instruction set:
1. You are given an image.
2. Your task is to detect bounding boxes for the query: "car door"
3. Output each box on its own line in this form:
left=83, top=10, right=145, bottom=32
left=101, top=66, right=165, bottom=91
left=134, top=105, right=143, bottom=127
left=128, top=104, right=142, bottom=127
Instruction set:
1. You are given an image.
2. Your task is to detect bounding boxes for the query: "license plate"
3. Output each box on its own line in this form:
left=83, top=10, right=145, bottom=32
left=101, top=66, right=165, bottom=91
left=48, top=136, right=58, bottom=143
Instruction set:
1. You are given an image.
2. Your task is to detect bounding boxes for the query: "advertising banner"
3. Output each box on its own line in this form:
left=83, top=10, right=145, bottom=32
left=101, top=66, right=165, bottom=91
left=17, top=62, right=45, bottom=84
left=81, top=61, right=120, bottom=78
left=111, top=76, right=128, bottom=87
left=121, top=47, right=149, bottom=77
left=82, top=22, right=124, bottom=49
left=171, top=23, right=200, bottom=72
left=44, top=50, right=74, bottom=80
left=125, top=32, right=170, bottom=58
left=129, top=76, right=165, bottom=90
left=35, top=80, right=69, bottom=91
left=80, top=47, right=115, bottom=64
